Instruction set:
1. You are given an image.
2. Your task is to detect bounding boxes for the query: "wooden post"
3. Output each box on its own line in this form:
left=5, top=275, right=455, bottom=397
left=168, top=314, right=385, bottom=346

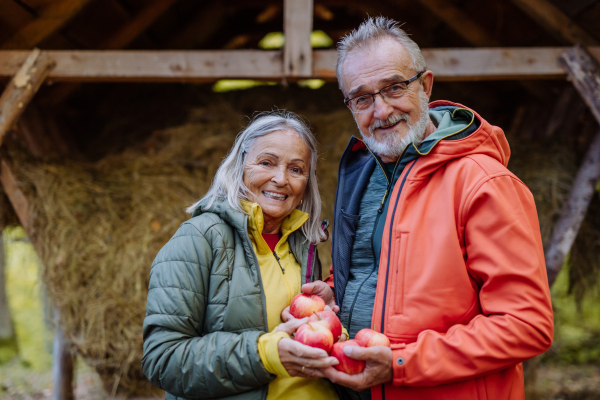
left=545, top=45, right=600, bottom=286
left=0, top=48, right=55, bottom=147
left=283, top=0, right=313, bottom=78
left=52, top=310, right=75, bottom=400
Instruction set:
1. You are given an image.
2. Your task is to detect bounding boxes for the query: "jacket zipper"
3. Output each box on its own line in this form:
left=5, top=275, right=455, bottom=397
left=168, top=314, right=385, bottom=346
left=273, top=251, right=285, bottom=274
left=380, top=161, right=417, bottom=331
left=377, top=162, right=415, bottom=400
left=346, top=149, right=401, bottom=334
left=241, top=221, right=270, bottom=334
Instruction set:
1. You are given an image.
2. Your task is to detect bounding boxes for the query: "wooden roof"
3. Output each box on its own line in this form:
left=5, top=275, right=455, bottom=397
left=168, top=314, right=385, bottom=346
left=0, top=0, right=599, bottom=52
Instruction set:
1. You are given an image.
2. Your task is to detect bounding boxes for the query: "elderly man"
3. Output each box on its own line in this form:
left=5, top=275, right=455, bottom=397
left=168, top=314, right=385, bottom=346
left=298, top=17, right=554, bottom=400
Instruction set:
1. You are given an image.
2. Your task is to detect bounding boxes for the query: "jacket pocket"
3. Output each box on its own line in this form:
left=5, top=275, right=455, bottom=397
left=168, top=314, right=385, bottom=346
left=391, top=232, right=408, bottom=315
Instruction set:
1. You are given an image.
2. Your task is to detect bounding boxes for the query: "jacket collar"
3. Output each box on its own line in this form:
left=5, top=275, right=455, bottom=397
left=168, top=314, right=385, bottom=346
left=241, top=200, right=309, bottom=254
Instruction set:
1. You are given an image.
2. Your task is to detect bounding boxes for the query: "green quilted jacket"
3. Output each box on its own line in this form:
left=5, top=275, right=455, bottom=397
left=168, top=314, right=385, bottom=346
left=142, top=197, right=323, bottom=400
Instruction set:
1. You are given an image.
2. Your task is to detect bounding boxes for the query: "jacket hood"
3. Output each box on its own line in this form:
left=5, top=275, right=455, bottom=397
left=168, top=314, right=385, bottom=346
left=412, top=100, right=511, bottom=179
left=191, top=196, right=247, bottom=232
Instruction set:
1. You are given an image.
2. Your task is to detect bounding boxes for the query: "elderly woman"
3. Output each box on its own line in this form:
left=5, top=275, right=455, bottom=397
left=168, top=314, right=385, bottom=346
left=142, top=111, right=340, bottom=400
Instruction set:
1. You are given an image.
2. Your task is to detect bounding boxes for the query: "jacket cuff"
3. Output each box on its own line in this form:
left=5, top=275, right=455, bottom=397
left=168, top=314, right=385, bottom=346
left=391, top=345, right=407, bottom=386
left=341, top=324, right=349, bottom=341
left=258, top=331, right=291, bottom=378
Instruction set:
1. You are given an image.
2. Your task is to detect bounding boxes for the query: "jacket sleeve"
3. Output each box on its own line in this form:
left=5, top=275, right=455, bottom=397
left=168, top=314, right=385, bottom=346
left=324, top=266, right=334, bottom=289
left=392, top=175, right=554, bottom=386
left=141, top=222, right=274, bottom=398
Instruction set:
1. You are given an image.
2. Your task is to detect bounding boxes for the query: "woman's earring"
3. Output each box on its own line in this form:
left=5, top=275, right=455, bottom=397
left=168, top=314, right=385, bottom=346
left=300, top=200, right=303, bottom=205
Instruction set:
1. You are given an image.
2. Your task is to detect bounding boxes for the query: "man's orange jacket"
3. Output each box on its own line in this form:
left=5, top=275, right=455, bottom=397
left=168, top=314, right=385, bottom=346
left=327, top=100, right=554, bottom=400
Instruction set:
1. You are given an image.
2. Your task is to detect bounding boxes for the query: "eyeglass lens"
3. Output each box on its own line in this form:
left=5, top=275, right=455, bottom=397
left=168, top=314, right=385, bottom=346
left=350, top=82, right=409, bottom=112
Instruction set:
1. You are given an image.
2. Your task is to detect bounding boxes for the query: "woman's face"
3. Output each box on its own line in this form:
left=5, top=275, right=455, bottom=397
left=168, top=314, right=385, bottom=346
left=243, top=130, right=311, bottom=231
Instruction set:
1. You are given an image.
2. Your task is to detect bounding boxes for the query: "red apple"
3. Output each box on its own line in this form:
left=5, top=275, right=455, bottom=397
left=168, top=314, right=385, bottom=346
left=308, top=310, right=343, bottom=342
left=290, top=293, right=326, bottom=319
left=295, top=322, right=334, bottom=353
left=354, top=328, right=390, bottom=347
left=331, top=340, right=366, bottom=374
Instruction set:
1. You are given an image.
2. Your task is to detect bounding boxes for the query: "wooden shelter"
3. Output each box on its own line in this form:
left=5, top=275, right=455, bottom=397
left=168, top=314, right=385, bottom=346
left=1, top=0, right=600, bottom=398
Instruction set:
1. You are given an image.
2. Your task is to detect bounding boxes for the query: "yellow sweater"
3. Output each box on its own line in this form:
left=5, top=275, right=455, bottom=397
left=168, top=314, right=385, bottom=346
left=241, top=202, right=337, bottom=400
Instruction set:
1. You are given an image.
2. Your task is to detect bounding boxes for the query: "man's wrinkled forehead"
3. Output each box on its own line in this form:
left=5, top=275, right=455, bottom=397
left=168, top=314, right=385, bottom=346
left=341, top=38, right=414, bottom=94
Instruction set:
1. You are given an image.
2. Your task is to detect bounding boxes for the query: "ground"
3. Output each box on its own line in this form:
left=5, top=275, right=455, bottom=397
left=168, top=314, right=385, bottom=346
left=0, top=358, right=105, bottom=400
left=1, top=362, right=600, bottom=399
left=532, top=365, right=600, bottom=400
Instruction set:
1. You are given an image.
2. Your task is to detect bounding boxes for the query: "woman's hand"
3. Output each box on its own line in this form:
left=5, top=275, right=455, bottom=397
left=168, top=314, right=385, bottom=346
left=276, top=318, right=339, bottom=378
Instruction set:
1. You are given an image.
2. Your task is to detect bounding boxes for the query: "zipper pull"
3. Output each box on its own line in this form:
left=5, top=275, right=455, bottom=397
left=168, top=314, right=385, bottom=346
left=273, top=251, right=285, bottom=274
left=378, top=190, right=388, bottom=214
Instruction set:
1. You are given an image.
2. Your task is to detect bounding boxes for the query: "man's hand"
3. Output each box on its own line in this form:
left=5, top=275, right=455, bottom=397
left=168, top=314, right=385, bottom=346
left=276, top=318, right=339, bottom=378
left=323, top=345, right=393, bottom=391
left=302, top=281, right=339, bottom=313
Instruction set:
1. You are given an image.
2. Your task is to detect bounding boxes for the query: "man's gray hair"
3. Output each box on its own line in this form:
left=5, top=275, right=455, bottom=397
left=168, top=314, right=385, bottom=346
left=187, top=111, right=326, bottom=244
left=336, top=16, right=427, bottom=96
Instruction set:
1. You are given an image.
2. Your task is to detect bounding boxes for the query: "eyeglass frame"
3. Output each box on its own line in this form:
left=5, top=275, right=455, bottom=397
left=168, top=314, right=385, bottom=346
left=344, top=71, right=425, bottom=112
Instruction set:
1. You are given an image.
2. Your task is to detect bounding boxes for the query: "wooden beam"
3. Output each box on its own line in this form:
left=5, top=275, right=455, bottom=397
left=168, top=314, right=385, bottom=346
left=283, top=0, right=313, bottom=77
left=0, top=49, right=55, bottom=146
left=546, top=128, right=600, bottom=286
left=561, top=45, right=600, bottom=123
left=0, top=159, right=33, bottom=235
left=313, top=47, right=600, bottom=81
left=545, top=45, right=600, bottom=285
left=414, top=0, right=500, bottom=47
left=0, top=48, right=600, bottom=82
left=0, top=50, right=281, bottom=82
left=511, top=0, right=598, bottom=45
left=1, top=0, right=94, bottom=49
left=101, top=0, right=179, bottom=49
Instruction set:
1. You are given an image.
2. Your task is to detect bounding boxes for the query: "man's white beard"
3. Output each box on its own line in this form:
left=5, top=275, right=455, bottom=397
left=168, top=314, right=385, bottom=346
left=360, top=91, right=430, bottom=159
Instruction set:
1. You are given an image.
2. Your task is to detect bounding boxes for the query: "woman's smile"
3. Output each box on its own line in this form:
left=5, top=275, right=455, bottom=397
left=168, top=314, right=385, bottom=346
left=262, top=190, right=289, bottom=201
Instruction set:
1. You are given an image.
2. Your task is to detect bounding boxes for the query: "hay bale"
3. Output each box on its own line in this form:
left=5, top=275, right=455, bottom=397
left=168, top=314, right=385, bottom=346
left=11, top=112, right=239, bottom=396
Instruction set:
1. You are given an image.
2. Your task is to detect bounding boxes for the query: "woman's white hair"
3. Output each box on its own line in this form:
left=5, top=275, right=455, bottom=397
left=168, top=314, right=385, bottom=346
left=336, top=16, right=427, bottom=97
left=187, top=110, right=326, bottom=244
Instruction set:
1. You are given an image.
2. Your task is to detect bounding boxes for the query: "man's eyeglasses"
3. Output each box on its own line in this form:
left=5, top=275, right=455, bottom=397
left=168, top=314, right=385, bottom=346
left=344, top=71, right=424, bottom=113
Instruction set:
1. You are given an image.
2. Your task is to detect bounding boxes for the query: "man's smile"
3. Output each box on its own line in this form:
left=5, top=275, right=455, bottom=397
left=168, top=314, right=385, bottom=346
left=376, top=119, right=403, bottom=132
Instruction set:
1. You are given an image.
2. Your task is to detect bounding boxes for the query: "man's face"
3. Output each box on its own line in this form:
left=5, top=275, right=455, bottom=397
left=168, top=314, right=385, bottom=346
left=341, top=39, right=433, bottom=157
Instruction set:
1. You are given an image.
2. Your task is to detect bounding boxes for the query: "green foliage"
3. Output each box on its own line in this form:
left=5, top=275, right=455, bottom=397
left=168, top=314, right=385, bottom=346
left=257, top=30, right=333, bottom=50
left=213, top=80, right=276, bottom=93
left=3, top=228, right=53, bottom=370
left=0, top=337, right=18, bottom=364
left=544, top=265, right=600, bottom=365
left=258, top=32, right=284, bottom=49
left=310, top=30, right=333, bottom=48
left=298, top=79, right=326, bottom=89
